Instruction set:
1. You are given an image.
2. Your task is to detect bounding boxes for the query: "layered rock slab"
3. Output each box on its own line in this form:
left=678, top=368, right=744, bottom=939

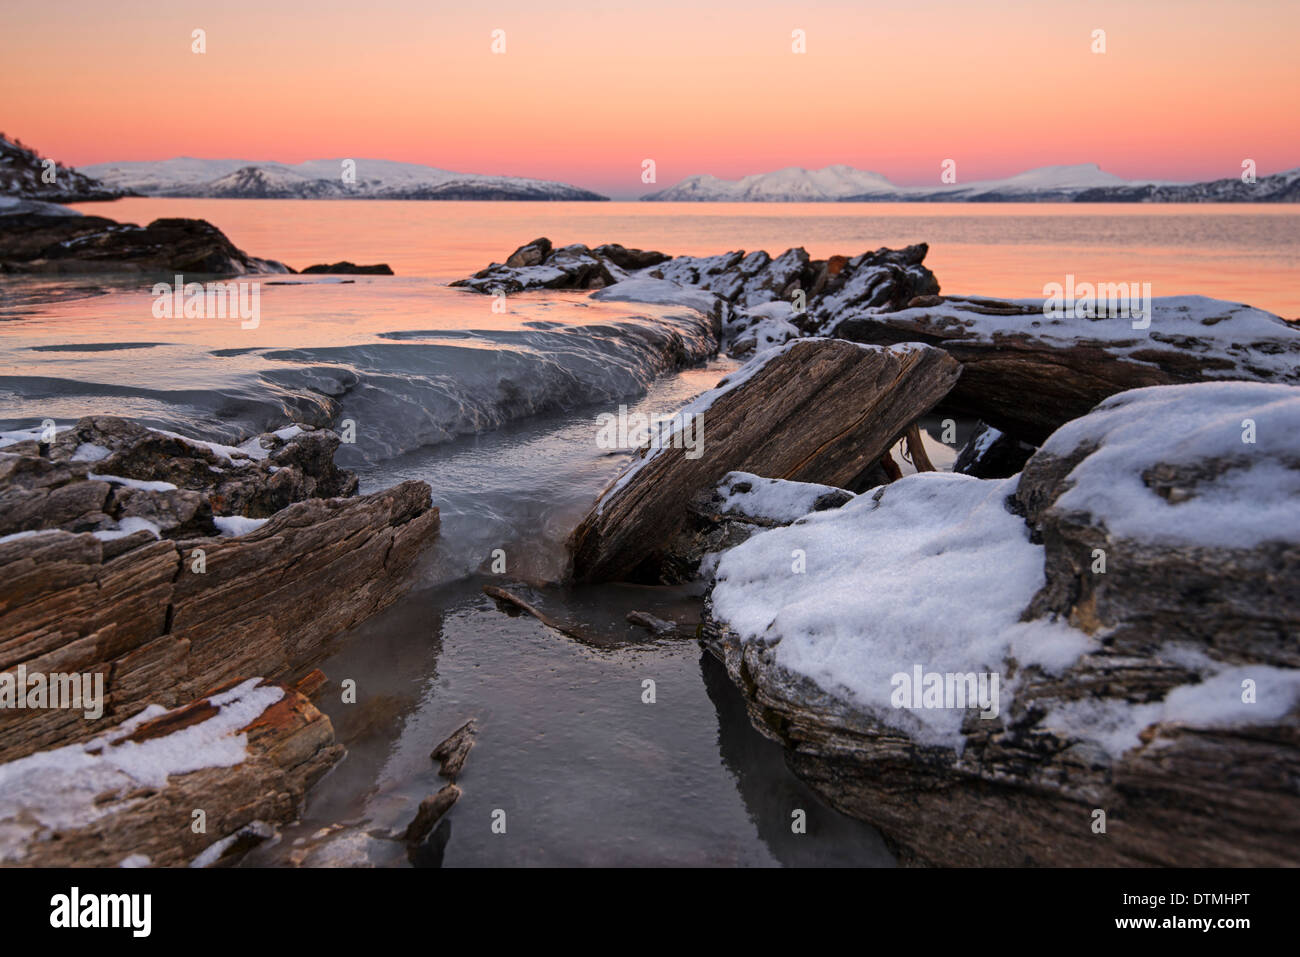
left=0, top=676, right=342, bottom=867
left=568, top=339, right=960, bottom=582
left=0, top=479, right=438, bottom=762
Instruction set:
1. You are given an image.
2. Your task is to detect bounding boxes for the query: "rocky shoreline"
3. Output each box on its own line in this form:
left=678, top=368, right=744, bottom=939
left=1, top=226, right=1296, bottom=867
left=452, top=236, right=1300, bottom=865
left=0, top=415, right=439, bottom=863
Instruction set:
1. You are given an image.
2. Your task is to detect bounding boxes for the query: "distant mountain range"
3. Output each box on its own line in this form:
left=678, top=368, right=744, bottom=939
left=81, top=157, right=609, bottom=201
left=641, top=163, right=1300, bottom=202
left=4, top=133, right=1296, bottom=205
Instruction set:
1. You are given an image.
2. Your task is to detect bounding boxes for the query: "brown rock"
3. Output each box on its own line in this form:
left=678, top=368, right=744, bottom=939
left=568, top=339, right=961, bottom=582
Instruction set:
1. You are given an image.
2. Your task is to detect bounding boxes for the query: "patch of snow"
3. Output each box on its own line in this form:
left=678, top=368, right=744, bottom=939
left=1037, top=381, right=1300, bottom=549
left=715, top=472, right=853, bottom=524
left=213, top=515, right=270, bottom=537
left=88, top=472, right=178, bottom=492
left=1043, top=665, right=1300, bottom=759
left=70, top=442, right=112, bottom=462
left=0, top=679, right=283, bottom=863
left=91, top=517, right=161, bottom=541
left=711, top=473, right=1094, bottom=751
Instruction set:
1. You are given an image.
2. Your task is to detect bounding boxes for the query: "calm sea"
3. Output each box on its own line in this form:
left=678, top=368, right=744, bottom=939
left=70, top=198, right=1300, bottom=316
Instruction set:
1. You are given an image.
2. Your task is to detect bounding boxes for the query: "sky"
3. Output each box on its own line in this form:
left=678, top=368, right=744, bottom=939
left=2, top=0, right=1297, bottom=198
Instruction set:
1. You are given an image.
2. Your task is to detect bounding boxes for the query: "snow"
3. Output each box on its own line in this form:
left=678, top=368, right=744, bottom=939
left=91, top=517, right=161, bottom=541
left=0, top=424, right=70, bottom=447
left=151, top=424, right=304, bottom=464
left=0, top=196, right=82, bottom=216
left=592, top=277, right=722, bottom=320
left=1042, top=664, right=1300, bottom=759
left=82, top=156, right=601, bottom=199
left=644, top=162, right=1173, bottom=202
left=214, top=515, right=269, bottom=537
left=0, top=529, right=59, bottom=545
left=88, top=472, right=178, bottom=492
left=714, top=472, right=853, bottom=524
left=70, top=442, right=111, bottom=462
left=825, top=294, right=1300, bottom=382
left=0, top=678, right=284, bottom=862
left=710, top=473, right=1094, bottom=750
left=1035, top=381, right=1300, bottom=549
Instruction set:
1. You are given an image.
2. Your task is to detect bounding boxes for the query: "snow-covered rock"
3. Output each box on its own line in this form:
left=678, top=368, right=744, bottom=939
left=832, top=293, right=1300, bottom=443
left=701, top=381, right=1300, bottom=866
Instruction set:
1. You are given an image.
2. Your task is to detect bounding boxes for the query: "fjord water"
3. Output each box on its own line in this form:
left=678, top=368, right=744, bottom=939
left=4, top=199, right=1297, bottom=865
left=69, top=198, right=1300, bottom=315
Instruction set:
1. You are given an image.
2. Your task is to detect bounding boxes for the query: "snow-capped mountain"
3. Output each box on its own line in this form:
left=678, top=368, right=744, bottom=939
left=82, top=158, right=610, bottom=201
left=643, top=163, right=1299, bottom=202
left=0, top=136, right=124, bottom=202
left=647, top=165, right=899, bottom=202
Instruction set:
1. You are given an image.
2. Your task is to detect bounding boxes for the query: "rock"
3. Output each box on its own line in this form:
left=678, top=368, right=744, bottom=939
left=567, top=339, right=961, bottom=582
left=626, top=611, right=677, bottom=635
left=300, top=262, right=394, bottom=275
left=0, top=478, right=439, bottom=762
left=592, top=243, right=670, bottom=270
left=700, top=382, right=1300, bottom=866
left=658, top=472, right=856, bottom=583
left=402, top=784, right=462, bottom=845
left=0, top=213, right=290, bottom=275
left=451, top=241, right=625, bottom=293
left=430, top=719, right=477, bottom=779
left=505, top=237, right=552, bottom=268
left=0, top=676, right=342, bottom=867
left=832, top=294, right=1300, bottom=444
left=0, top=416, right=358, bottom=539
left=0, top=135, right=126, bottom=203
left=952, top=421, right=1036, bottom=479
left=450, top=241, right=939, bottom=339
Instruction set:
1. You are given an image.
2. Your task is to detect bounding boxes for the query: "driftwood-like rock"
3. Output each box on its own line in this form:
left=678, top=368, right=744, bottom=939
left=833, top=294, right=1300, bottom=443
left=568, top=339, right=961, bottom=582
left=430, top=719, right=477, bottom=779
left=0, top=676, right=342, bottom=867
left=0, top=479, right=438, bottom=762
left=402, top=784, right=462, bottom=846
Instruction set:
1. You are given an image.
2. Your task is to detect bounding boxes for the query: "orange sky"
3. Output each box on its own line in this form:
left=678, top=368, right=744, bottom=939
left=3, top=0, right=1297, bottom=197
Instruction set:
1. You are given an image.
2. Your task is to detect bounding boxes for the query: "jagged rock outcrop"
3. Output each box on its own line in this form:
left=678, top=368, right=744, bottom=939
left=831, top=294, right=1300, bottom=443
left=568, top=339, right=960, bottom=582
left=0, top=135, right=125, bottom=203
left=952, top=422, right=1036, bottom=479
left=0, top=416, right=357, bottom=539
left=0, top=675, right=342, bottom=867
left=0, top=212, right=291, bottom=275
left=700, top=382, right=1300, bottom=866
left=301, top=261, right=394, bottom=275
left=0, top=414, right=439, bottom=763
